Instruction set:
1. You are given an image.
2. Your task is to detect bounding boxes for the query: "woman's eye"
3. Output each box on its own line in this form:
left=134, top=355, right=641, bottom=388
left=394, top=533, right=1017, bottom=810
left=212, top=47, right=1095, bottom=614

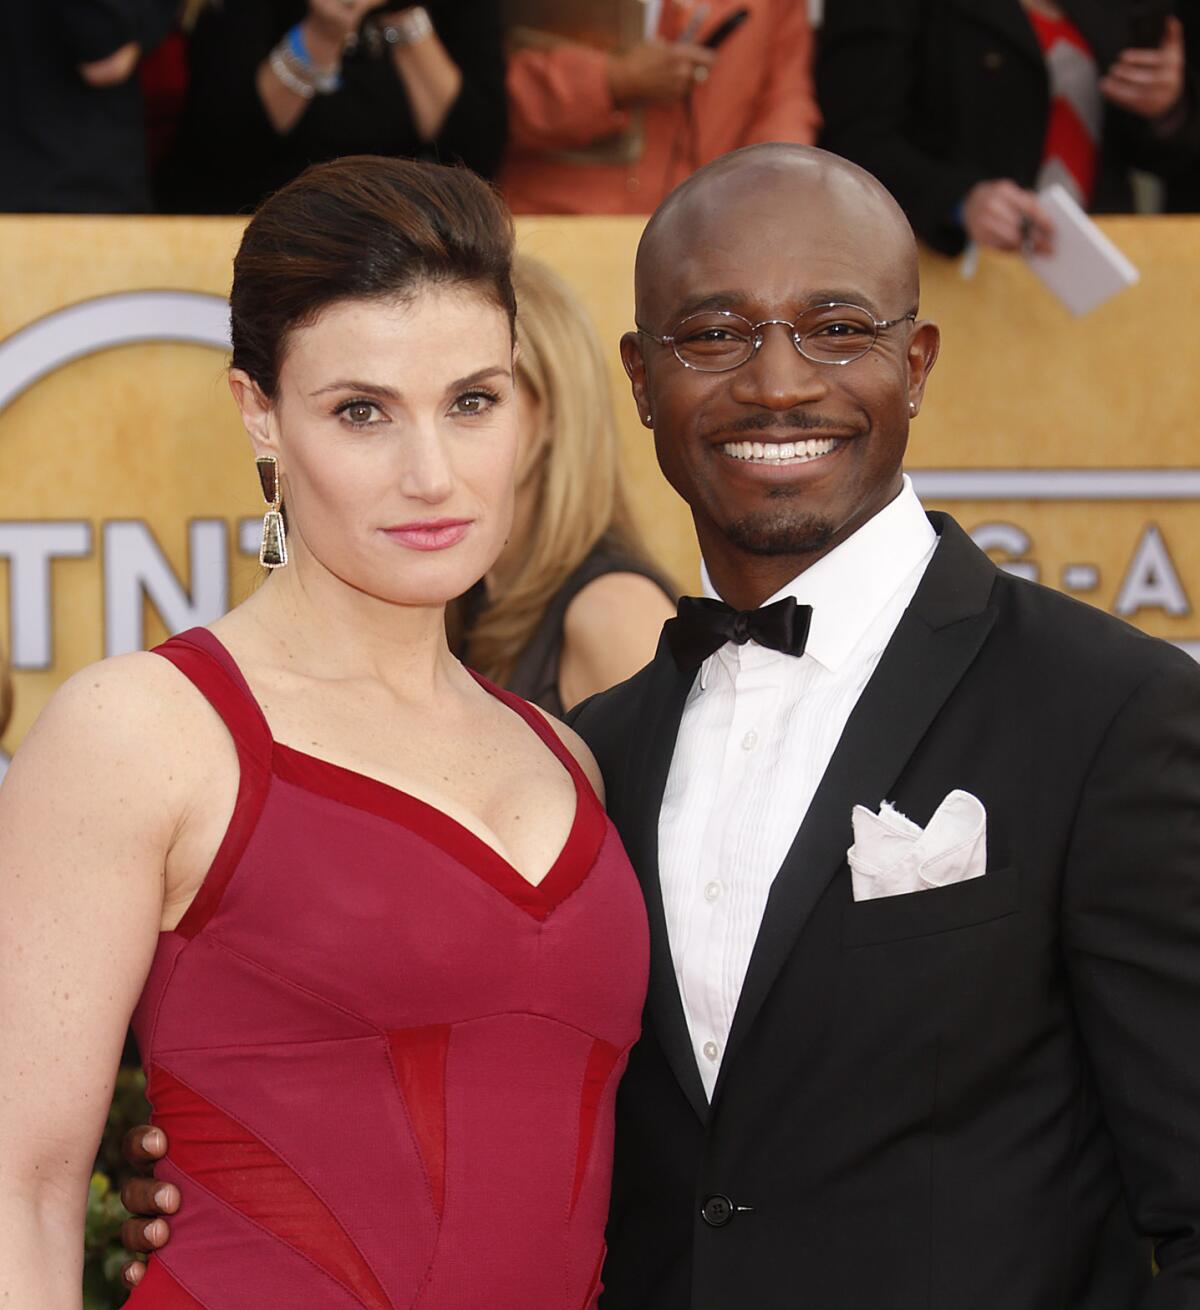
left=453, top=389, right=499, bottom=415
left=336, top=400, right=381, bottom=425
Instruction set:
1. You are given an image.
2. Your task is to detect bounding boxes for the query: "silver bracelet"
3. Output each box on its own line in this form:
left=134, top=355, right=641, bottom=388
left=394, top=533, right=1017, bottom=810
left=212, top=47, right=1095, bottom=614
left=382, top=6, right=434, bottom=47
left=270, top=32, right=342, bottom=98
left=269, top=45, right=316, bottom=99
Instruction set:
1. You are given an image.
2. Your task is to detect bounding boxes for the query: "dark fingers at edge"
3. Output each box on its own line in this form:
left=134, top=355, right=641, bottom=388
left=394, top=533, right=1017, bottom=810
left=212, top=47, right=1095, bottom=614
left=120, top=1216, right=171, bottom=1254
left=121, top=1257, right=148, bottom=1288
left=121, top=1176, right=180, bottom=1216
left=122, top=1124, right=167, bottom=1166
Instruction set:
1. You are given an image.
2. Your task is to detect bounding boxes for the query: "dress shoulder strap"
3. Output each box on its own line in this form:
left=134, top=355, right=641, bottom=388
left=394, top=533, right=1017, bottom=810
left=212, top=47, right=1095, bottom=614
left=152, top=628, right=273, bottom=768
left=151, top=628, right=273, bottom=940
left=472, top=671, right=595, bottom=795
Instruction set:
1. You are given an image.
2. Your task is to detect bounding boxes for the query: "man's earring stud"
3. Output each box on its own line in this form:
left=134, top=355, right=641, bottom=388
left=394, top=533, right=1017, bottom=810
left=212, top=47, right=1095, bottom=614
left=909, top=402, right=917, bottom=415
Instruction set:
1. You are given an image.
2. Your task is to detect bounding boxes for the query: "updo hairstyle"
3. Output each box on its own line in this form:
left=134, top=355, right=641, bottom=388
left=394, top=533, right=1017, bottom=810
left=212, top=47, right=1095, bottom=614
left=230, top=155, right=517, bottom=398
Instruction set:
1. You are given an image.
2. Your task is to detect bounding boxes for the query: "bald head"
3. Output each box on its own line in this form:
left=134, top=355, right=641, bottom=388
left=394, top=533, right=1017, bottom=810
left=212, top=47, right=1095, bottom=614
left=634, top=144, right=920, bottom=324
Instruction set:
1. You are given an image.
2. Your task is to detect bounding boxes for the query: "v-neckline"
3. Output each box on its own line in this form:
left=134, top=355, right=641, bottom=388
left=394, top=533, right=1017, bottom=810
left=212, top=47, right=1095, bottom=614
left=191, top=630, right=607, bottom=921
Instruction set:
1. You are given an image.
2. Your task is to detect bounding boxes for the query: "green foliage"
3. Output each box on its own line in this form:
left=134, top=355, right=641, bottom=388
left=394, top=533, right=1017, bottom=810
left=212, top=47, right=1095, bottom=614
left=83, top=1067, right=149, bottom=1310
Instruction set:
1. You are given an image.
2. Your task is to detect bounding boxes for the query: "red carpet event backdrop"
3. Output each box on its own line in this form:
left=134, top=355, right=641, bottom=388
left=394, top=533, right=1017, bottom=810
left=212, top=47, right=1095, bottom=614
left=2, top=214, right=1199, bottom=769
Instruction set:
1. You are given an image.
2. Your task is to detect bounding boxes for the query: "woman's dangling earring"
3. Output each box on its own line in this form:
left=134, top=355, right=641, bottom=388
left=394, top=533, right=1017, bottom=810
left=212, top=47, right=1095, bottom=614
left=256, top=455, right=288, bottom=568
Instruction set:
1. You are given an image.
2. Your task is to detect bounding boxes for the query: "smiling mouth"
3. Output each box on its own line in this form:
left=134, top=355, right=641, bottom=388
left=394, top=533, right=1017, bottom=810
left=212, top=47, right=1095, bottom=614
left=720, top=436, right=844, bottom=465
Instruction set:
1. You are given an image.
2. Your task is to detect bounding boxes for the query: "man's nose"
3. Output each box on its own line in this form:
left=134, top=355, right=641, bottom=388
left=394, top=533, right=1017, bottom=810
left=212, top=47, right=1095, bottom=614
left=730, top=323, right=829, bottom=411
left=397, top=428, right=455, bottom=503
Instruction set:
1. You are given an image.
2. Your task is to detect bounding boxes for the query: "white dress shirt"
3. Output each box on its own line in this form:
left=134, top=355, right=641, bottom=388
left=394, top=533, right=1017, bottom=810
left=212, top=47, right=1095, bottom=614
left=658, top=478, right=938, bottom=1098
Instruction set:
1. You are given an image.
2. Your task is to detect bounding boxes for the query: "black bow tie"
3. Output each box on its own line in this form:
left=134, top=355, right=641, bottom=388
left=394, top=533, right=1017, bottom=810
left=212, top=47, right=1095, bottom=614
left=664, top=595, right=813, bottom=671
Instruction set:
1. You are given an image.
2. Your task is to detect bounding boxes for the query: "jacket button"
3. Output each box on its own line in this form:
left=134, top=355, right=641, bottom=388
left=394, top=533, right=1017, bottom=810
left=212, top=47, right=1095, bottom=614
left=701, top=1194, right=734, bottom=1227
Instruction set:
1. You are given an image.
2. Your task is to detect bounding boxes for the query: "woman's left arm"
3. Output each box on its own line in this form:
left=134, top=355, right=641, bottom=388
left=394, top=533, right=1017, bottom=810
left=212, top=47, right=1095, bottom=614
left=387, top=0, right=507, bottom=177
left=559, top=573, right=677, bottom=712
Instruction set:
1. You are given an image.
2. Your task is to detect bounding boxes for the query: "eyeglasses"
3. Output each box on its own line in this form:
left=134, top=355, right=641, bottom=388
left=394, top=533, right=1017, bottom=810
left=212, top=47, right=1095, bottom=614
left=637, top=303, right=918, bottom=372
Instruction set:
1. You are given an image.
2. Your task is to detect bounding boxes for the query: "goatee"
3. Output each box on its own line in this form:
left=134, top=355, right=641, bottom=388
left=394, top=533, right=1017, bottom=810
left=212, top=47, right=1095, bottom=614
left=723, top=509, right=836, bottom=557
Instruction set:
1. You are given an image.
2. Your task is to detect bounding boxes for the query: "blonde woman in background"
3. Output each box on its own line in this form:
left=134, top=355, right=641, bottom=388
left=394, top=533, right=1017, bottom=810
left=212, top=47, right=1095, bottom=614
left=456, top=256, right=677, bottom=716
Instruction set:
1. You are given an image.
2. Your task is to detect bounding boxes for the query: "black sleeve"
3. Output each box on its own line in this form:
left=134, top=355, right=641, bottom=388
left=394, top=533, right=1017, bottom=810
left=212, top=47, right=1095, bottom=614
left=1104, top=87, right=1200, bottom=179
left=1062, top=653, right=1200, bottom=1292
left=422, top=0, right=507, bottom=179
left=55, top=0, right=178, bottom=62
left=178, top=0, right=290, bottom=157
left=817, top=0, right=985, bottom=255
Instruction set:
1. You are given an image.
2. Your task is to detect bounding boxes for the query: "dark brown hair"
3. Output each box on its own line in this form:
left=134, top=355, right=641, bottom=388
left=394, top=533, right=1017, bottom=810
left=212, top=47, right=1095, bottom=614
left=230, top=156, right=516, bottom=397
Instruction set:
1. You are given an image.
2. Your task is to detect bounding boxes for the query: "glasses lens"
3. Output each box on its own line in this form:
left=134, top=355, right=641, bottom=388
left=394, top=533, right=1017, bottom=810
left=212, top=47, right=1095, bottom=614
left=798, top=304, right=877, bottom=362
left=672, top=313, right=755, bottom=370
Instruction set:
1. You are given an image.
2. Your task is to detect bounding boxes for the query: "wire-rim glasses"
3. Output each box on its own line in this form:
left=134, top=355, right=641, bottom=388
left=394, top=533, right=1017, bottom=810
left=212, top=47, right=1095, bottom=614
left=637, top=303, right=918, bottom=371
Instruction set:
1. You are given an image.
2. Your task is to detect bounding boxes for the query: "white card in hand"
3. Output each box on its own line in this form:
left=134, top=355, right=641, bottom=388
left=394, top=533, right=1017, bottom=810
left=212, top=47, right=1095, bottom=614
left=1022, top=184, right=1140, bottom=316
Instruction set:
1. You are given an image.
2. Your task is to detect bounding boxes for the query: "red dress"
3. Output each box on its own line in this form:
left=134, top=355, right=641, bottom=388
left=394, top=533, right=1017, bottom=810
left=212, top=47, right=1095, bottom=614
left=126, top=628, right=649, bottom=1309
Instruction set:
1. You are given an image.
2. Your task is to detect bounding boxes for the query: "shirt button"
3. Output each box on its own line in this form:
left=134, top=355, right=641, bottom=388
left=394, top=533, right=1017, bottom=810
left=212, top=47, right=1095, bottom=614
left=702, top=1040, right=720, bottom=1062
left=741, top=729, right=757, bottom=751
left=704, top=880, right=722, bottom=903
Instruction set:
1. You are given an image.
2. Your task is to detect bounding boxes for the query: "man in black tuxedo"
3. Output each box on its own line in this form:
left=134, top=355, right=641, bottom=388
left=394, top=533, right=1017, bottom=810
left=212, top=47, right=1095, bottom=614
left=569, top=144, right=1200, bottom=1308
left=117, top=144, right=1200, bottom=1307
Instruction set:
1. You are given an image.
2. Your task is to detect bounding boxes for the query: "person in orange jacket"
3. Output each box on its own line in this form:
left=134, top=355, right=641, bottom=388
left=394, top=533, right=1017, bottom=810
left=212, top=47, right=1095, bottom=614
left=499, top=0, right=819, bottom=214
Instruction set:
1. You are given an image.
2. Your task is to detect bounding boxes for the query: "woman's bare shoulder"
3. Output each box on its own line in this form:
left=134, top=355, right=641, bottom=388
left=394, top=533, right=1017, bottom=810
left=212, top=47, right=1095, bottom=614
left=16, top=649, right=231, bottom=797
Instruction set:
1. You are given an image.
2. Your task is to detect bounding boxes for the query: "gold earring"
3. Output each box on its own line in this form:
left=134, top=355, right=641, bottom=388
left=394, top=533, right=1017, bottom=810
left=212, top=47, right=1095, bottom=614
left=256, top=455, right=288, bottom=568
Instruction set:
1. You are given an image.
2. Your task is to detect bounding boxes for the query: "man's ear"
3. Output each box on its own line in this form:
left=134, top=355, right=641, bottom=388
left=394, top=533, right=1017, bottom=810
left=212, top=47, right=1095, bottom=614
left=228, top=368, right=279, bottom=457
left=620, top=332, right=653, bottom=428
left=905, top=320, right=941, bottom=417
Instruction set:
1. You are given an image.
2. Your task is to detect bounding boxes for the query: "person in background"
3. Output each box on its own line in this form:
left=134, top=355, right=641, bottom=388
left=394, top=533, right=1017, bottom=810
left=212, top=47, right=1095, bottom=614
left=156, top=0, right=505, bottom=214
left=499, top=0, right=820, bottom=215
left=0, top=0, right=180, bottom=212
left=818, top=0, right=1200, bottom=256
left=455, top=256, right=677, bottom=717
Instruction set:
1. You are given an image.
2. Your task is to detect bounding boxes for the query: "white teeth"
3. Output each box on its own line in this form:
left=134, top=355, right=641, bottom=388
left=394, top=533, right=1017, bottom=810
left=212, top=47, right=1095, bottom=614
left=721, top=437, right=839, bottom=464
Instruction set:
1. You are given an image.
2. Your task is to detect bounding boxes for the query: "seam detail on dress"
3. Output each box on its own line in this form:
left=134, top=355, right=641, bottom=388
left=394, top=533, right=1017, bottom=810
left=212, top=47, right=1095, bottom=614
left=158, top=1160, right=379, bottom=1310
left=203, top=932, right=384, bottom=1033
left=154, top=1061, right=395, bottom=1310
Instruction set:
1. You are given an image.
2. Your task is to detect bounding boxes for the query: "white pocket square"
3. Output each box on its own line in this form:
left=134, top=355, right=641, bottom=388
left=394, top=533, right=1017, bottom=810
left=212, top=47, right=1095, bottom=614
left=848, top=790, right=987, bottom=902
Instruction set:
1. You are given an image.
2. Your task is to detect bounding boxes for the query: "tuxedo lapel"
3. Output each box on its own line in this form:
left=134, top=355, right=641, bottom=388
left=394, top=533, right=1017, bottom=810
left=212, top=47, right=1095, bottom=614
left=622, top=635, right=710, bottom=1122
left=711, top=516, right=999, bottom=1106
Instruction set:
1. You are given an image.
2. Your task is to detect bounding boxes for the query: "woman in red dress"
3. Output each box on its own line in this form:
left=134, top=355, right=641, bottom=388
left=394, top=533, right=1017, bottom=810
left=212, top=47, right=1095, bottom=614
left=0, top=157, right=649, bottom=1309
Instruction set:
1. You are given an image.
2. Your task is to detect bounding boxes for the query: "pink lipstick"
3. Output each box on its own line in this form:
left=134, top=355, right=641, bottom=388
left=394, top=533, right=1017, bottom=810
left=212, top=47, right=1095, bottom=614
left=382, top=519, right=472, bottom=551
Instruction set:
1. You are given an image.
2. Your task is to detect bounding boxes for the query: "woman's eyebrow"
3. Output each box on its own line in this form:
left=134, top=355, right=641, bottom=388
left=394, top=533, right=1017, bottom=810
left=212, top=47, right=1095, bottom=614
left=310, top=366, right=509, bottom=401
left=309, top=379, right=402, bottom=400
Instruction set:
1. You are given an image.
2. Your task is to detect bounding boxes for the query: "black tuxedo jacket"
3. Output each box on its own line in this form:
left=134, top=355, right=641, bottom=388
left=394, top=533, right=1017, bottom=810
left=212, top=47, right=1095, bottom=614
left=569, top=514, right=1200, bottom=1309
left=817, top=0, right=1200, bottom=254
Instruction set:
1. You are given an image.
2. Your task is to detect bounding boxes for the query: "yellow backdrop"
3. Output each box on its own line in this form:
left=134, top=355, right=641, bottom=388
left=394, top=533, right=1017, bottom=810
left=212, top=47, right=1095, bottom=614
left=2, top=214, right=1199, bottom=761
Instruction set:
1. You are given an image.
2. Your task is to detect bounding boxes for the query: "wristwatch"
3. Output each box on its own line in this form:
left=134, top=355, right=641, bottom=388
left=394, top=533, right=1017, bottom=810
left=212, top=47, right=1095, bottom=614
left=382, top=7, right=433, bottom=46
